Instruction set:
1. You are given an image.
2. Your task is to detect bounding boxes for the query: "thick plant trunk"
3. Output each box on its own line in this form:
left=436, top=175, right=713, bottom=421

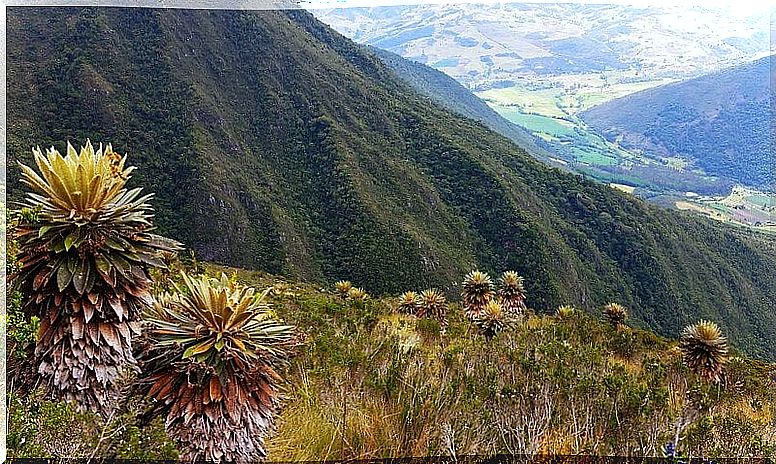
left=167, top=394, right=276, bottom=463
left=36, top=313, right=138, bottom=416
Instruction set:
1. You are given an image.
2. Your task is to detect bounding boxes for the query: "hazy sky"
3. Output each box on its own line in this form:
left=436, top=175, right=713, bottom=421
left=2, top=0, right=773, bottom=12
left=303, top=0, right=774, bottom=13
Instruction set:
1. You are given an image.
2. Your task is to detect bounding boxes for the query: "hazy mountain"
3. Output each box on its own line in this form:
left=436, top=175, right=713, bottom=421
left=7, top=7, right=776, bottom=358
left=580, top=56, right=772, bottom=189
left=314, top=3, right=771, bottom=89
left=314, top=3, right=771, bottom=196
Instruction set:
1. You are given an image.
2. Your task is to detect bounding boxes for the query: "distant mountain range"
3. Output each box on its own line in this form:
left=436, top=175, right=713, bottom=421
left=7, top=7, right=776, bottom=358
left=315, top=3, right=772, bottom=195
left=581, top=55, right=773, bottom=189
left=315, top=3, right=771, bottom=89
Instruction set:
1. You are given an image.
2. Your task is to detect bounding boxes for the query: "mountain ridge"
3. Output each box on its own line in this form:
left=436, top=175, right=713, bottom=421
left=369, top=46, right=559, bottom=162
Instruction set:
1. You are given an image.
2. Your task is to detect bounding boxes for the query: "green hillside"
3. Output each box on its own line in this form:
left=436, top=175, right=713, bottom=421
left=369, top=47, right=556, bottom=161
left=6, top=7, right=776, bottom=359
left=581, top=56, right=772, bottom=188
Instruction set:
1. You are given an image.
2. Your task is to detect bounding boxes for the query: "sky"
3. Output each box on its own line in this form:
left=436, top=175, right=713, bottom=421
left=302, top=0, right=775, bottom=14
left=3, top=0, right=774, bottom=10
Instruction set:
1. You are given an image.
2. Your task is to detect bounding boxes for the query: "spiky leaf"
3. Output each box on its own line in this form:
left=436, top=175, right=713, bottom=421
left=418, top=288, right=448, bottom=332
left=555, top=305, right=576, bottom=318
left=679, top=320, right=729, bottom=383
left=397, top=291, right=421, bottom=315
left=139, top=273, right=295, bottom=462
left=474, top=299, right=513, bottom=340
left=603, top=303, right=628, bottom=328
left=10, top=140, right=181, bottom=415
left=498, top=271, right=527, bottom=317
left=462, top=270, right=494, bottom=321
left=347, top=287, right=369, bottom=302
left=334, top=280, right=352, bottom=298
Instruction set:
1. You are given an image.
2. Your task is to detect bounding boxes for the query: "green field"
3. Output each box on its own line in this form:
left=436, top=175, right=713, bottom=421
left=477, top=79, right=667, bottom=169
left=747, top=193, right=774, bottom=208
left=489, top=103, right=627, bottom=169
left=493, top=108, right=577, bottom=138
left=474, top=76, right=718, bottom=194
left=677, top=186, right=775, bottom=231
left=563, top=79, right=677, bottom=112
left=477, top=78, right=676, bottom=116
left=570, top=146, right=618, bottom=166
left=431, top=57, right=460, bottom=68
left=479, top=86, right=568, bottom=118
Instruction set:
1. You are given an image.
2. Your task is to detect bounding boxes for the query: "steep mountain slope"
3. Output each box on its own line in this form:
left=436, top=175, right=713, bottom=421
left=581, top=56, right=773, bottom=189
left=6, top=7, right=776, bottom=358
left=369, top=46, right=554, bottom=160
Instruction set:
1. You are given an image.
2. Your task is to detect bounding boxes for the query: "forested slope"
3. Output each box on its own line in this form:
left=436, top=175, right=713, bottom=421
left=582, top=56, right=772, bottom=188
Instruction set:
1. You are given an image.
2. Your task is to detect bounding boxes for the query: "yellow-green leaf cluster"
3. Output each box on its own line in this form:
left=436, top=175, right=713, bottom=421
left=19, top=141, right=134, bottom=217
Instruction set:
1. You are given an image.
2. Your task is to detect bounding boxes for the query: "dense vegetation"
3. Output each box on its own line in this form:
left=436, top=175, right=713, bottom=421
left=369, top=47, right=554, bottom=160
left=5, top=142, right=774, bottom=460
left=12, top=142, right=180, bottom=415
left=8, top=258, right=776, bottom=459
left=581, top=56, right=772, bottom=188
left=263, top=276, right=775, bottom=459
left=7, top=7, right=776, bottom=359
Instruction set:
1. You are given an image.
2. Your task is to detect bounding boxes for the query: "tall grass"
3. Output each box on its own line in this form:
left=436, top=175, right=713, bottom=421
left=262, top=282, right=776, bottom=459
